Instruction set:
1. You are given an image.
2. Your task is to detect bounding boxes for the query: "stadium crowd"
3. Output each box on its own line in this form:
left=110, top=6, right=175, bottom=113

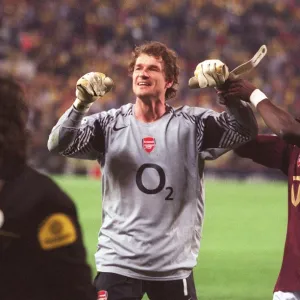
left=1, top=0, right=300, bottom=175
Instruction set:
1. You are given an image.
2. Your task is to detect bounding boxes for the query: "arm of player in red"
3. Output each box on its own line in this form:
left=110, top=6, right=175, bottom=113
left=234, top=135, right=290, bottom=175
left=256, top=100, right=300, bottom=146
left=218, top=78, right=300, bottom=147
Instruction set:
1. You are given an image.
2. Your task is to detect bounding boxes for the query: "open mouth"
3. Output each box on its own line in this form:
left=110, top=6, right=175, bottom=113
left=137, top=82, right=151, bottom=86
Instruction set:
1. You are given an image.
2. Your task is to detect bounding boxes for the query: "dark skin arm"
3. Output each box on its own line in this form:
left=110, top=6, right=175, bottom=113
left=218, top=78, right=300, bottom=146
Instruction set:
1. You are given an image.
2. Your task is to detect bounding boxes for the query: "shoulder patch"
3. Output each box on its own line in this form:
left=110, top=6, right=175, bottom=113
left=38, top=213, right=77, bottom=250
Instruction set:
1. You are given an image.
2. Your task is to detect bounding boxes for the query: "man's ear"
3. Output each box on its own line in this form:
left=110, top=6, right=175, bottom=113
left=166, top=81, right=173, bottom=89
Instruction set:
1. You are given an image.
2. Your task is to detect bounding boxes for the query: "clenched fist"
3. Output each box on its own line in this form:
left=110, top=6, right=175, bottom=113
left=74, top=72, right=114, bottom=112
left=194, top=59, right=229, bottom=88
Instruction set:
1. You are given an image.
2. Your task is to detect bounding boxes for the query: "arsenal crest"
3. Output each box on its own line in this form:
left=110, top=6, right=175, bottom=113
left=297, top=154, right=300, bottom=168
left=98, top=290, right=108, bottom=300
left=142, top=136, right=156, bottom=153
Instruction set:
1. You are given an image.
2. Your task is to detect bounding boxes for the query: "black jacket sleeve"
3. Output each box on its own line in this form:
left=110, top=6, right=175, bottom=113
left=34, top=177, right=96, bottom=300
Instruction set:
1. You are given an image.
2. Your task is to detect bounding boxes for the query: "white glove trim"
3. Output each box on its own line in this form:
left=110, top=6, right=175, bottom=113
left=73, top=98, right=93, bottom=113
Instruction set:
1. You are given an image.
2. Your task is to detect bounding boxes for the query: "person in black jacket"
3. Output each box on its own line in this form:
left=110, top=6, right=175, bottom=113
left=0, top=76, right=96, bottom=300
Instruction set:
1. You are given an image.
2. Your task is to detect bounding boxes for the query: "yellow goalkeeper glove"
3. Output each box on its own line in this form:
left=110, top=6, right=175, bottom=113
left=74, top=72, right=114, bottom=113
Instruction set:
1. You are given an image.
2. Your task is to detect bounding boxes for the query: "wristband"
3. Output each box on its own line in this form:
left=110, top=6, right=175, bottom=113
left=249, top=89, right=268, bottom=108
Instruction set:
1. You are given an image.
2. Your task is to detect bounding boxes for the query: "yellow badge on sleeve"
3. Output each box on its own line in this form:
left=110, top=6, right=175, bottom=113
left=38, top=213, right=77, bottom=250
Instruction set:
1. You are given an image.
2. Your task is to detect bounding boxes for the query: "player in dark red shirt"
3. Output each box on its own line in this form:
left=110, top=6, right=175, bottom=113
left=235, top=135, right=300, bottom=300
left=219, top=78, right=300, bottom=300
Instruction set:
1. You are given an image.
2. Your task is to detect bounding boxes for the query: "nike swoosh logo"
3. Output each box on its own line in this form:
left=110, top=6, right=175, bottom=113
left=113, top=123, right=128, bottom=131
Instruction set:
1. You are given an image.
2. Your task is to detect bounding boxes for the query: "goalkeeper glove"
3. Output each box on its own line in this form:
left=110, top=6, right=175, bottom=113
left=74, top=72, right=114, bottom=113
left=194, top=59, right=229, bottom=88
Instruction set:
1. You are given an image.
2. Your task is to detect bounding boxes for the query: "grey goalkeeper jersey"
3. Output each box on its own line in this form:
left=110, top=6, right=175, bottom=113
left=48, top=101, right=257, bottom=280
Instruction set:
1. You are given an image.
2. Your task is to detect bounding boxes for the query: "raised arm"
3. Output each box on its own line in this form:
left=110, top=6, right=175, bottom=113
left=190, top=60, right=258, bottom=160
left=48, top=108, right=107, bottom=159
left=48, top=72, right=113, bottom=159
left=192, top=101, right=258, bottom=160
left=218, top=78, right=300, bottom=147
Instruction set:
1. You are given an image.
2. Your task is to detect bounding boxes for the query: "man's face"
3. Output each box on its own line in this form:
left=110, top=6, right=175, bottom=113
left=132, top=54, right=172, bottom=101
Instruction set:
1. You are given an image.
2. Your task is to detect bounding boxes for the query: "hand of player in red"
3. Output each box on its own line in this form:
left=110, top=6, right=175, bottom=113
left=216, top=78, right=257, bottom=102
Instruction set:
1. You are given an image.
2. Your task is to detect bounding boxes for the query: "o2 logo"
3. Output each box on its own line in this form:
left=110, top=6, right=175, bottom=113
left=136, top=163, right=174, bottom=200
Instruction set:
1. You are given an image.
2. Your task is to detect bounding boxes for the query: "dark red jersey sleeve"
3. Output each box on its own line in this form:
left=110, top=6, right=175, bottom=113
left=234, top=135, right=290, bottom=175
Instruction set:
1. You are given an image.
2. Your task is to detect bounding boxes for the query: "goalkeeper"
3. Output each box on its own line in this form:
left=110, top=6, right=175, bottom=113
left=0, top=76, right=96, bottom=300
left=48, top=41, right=257, bottom=300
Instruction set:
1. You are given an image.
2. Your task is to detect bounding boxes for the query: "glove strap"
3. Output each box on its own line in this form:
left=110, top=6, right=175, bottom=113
left=73, top=98, right=93, bottom=113
left=250, top=89, right=268, bottom=108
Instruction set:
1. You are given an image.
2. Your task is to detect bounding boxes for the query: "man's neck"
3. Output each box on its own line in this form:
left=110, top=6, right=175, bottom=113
left=134, top=97, right=167, bottom=123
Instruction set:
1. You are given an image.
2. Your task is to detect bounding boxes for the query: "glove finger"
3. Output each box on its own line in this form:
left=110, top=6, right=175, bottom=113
left=216, top=65, right=226, bottom=85
left=207, top=60, right=225, bottom=86
left=197, top=64, right=209, bottom=88
left=214, top=63, right=227, bottom=85
left=83, top=73, right=95, bottom=84
left=95, top=73, right=109, bottom=96
left=201, top=62, right=210, bottom=76
left=91, top=75, right=103, bottom=96
left=215, top=60, right=229, bottom=85
left=77, top=78, right=95, bottom=96
left=90, top=74, right=100, bottom=94
left=204, top=63, right=218, bottom=87
left=76, top=84, right=93, bottom=102
left=194, top=63, right=202, bottom=76
left=208, top=62, right=214, bottom=76
left=208, top=62, right=221, bottom=85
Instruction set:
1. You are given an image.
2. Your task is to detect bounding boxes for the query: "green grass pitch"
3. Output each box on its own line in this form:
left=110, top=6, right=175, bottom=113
left=53, top=176, right=287, bottom=300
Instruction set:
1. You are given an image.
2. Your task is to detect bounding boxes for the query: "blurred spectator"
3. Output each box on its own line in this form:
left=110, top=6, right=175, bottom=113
left=1, top=0, right=299, bottom=176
